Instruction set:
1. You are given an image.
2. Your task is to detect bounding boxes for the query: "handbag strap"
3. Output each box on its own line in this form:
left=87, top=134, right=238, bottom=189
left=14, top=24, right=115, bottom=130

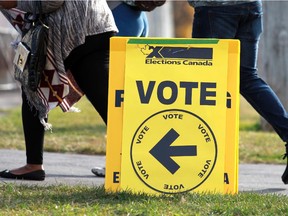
left=32, top=1, right=44, bottom=22
left=32, top=1, right=48, bottom=29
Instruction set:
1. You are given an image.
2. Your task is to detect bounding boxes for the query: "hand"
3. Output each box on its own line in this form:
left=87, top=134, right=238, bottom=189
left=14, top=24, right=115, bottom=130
left=0, top=1, right=17, bottom=9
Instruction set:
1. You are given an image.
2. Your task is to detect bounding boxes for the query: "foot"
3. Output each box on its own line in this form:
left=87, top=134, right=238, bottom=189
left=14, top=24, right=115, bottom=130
left=91, top=167, right=105, bottom=177
left=0, top=164, right=45, bottom=181
left=282, top=144, right=288, bottom=184
left=9, top=164, right=44, bottom=175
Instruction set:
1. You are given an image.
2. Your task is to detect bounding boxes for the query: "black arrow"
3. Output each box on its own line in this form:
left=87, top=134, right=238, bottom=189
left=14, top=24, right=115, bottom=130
left=149, top=128, right=197, bottom=174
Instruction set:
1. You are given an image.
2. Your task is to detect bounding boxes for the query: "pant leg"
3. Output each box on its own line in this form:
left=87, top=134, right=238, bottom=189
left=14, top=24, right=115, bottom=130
left=67, top=32, right=115, bottom=125
left=192, top=2, right=288, bottom=142
left=22, top=90, right=45, bottom=164
left=237, top=4, right=288, bottom=142
left=192, top=5, right=240, bottom=39
left=112, top=3, right=148, bottom=37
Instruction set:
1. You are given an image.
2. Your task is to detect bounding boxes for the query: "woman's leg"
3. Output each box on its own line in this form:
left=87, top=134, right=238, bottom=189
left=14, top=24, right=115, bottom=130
left=67, top=32, right=115, bottom=124
left=22, top=91, right=45, bottom=165
left=5, top=90, right=45, bottom=175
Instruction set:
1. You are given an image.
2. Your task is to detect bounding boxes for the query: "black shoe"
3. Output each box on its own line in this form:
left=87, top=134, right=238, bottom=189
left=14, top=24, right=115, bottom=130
left=0, top=169, right=45, bottom=181
left=281, top=144, right=288, bottom=184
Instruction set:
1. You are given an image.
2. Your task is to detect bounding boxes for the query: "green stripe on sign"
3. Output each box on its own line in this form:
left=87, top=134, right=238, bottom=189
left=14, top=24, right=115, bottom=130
left=127, top=38, right=219, bottom=45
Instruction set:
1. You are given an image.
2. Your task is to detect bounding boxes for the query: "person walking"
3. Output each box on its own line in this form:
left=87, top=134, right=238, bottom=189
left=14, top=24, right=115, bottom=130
left=0, top=0, right=118, bottom=180
left=188, top=0, right=288, bottom=184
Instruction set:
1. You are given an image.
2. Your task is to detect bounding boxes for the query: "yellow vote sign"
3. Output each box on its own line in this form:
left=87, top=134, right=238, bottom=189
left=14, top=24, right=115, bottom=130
left=105, top=37, right=240, bottom=195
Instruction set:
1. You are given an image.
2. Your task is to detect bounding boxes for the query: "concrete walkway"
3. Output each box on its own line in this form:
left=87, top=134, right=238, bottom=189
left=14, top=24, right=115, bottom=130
left=0, top=149, right=287, bottom=196
left=0, top=149, right=105, bottom=187
left=0, top=88, right=21, bottom=110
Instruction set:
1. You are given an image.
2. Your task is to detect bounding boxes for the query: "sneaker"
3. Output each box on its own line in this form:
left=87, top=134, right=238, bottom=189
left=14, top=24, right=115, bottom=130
left=91, top=167, right=105, bottom=177
left=282, top=144, right=288, bottom=184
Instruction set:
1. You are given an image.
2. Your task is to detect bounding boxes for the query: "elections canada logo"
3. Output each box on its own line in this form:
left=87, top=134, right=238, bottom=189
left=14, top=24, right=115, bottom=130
left=140, top=45, right=213, bottom=66
left=130, top=109, right=217, bottom=194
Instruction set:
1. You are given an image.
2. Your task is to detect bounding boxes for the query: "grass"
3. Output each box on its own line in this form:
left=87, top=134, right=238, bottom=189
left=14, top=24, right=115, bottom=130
left=238, top=96, right=286, bottom=164
left=0, top=96, right=107, bottom=155
left=0, top=95, right=288, bottom=215
left=0, top=95, right=286, bottom=164
left=0, top=184, right=288, bottom=215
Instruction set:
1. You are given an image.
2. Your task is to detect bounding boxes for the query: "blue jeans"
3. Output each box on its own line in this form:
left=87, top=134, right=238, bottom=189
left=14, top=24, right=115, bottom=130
left=192, top=1, right=288, bottom=142
left=112, top=3, right=149, bottom=37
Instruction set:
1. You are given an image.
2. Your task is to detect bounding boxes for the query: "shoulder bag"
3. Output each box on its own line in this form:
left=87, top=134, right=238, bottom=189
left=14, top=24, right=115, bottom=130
left=13, top=1, right=49, bottom=91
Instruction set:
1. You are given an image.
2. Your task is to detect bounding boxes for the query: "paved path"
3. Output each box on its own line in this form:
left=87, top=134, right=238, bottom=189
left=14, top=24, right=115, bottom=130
left=0, top=149, right=287, bottom=196
left=0, top=88, right=21, bottom=110
left=0, top=149, right=105, bottom=187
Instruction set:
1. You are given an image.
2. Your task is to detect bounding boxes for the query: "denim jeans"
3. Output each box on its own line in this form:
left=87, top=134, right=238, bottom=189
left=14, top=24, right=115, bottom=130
left=112, top=3, right=149, bottom=37
left=192, top=1, right=288, bottom=142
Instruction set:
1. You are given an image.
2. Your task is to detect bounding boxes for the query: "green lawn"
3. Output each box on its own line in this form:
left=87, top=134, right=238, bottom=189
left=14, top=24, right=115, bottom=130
left=0, top=95, right=287, bottom=216
left=0, top=95, right=285, bottom=164
left=0, top=184, right=288, bottom=216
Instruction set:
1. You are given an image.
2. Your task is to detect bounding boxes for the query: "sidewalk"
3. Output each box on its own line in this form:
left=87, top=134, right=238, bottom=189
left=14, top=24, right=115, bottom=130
left=0, top=149, right=288, bottom=196
left=0, top=149, right=105, bottom=187
left=0, top=88, right=21, bottom=110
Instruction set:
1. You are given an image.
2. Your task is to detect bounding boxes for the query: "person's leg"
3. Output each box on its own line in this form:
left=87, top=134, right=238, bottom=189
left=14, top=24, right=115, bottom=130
left=192, top=5, right=239, bottom=39
left=13, top=91, right=45, bottom=173
left=193, top=3, right=288, bottom=141
left=192, top=2, right=288, bottom=183
left=235, top=2, right=288, bottom=183
left=112, top=3, right=147, bottom=37
left=0, top=89, right=45, bottom=180
left=22, top=91, right=46, bottom=165
left=64, top=32, right=114, bottom=178
left=68, top=32, right=114, bottom=124
left=237, top=4, right=288, bottom=143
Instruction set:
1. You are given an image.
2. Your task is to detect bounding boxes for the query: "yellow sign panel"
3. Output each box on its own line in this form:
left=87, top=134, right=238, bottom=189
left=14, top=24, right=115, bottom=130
left=224, top=42, right=240, bottom=193
left=105, top=38, right=126, bottom=191
left=105, top=37, right=240, bottom=195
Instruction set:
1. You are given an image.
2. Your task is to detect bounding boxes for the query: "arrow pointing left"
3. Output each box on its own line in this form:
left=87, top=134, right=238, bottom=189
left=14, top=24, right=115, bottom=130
left=149, top=128, right=197, bottom=174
